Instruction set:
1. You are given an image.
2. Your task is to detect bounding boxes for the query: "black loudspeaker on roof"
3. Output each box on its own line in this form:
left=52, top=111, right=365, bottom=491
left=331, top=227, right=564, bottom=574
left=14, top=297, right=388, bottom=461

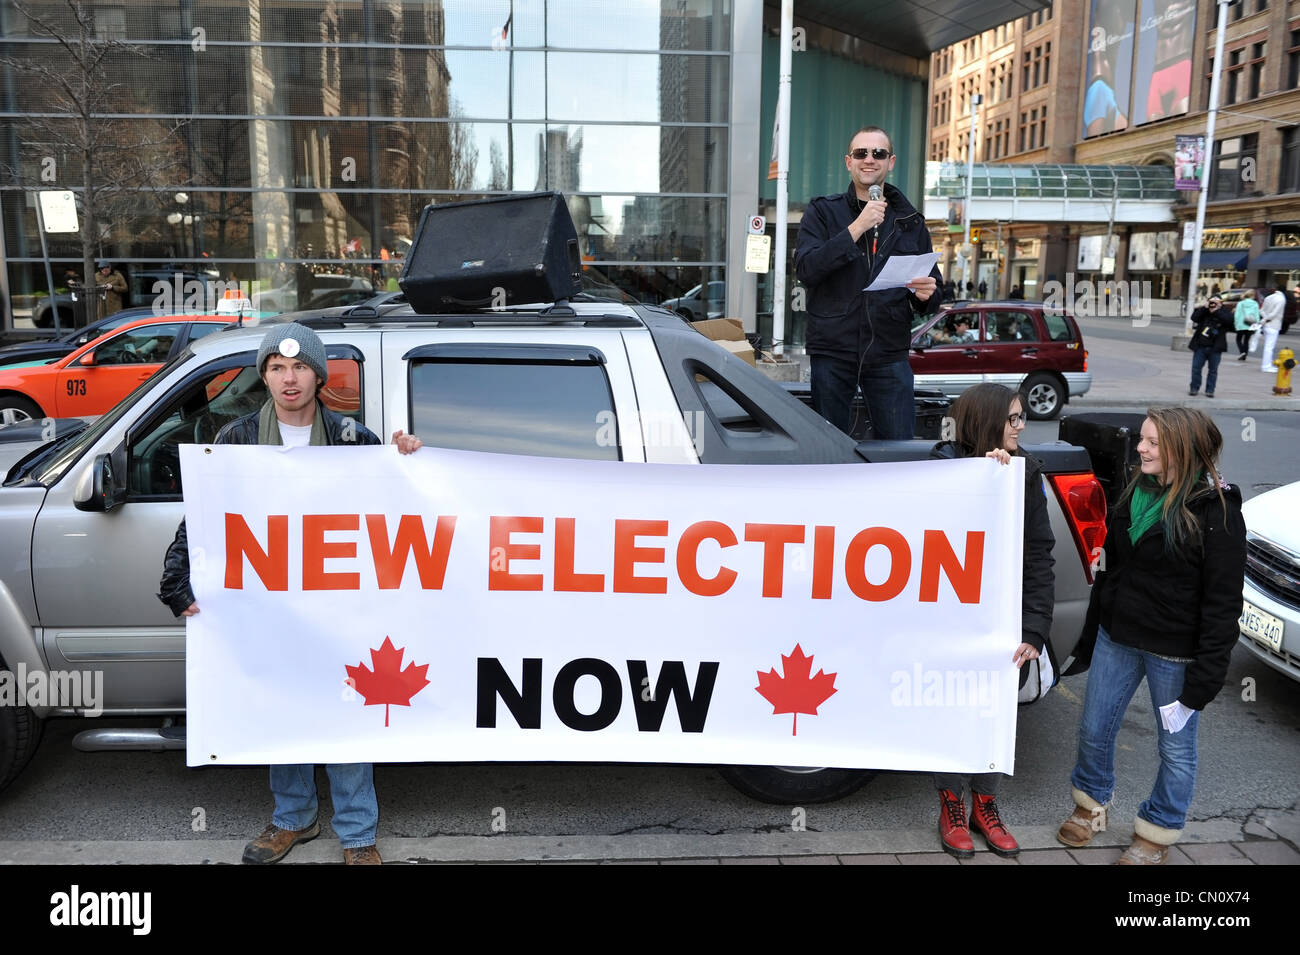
left=400, top=192, right=584, bottom=313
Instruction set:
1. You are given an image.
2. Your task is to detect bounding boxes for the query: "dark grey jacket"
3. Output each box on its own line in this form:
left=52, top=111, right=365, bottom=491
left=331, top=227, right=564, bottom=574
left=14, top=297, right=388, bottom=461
left=795, top=183, right=942, bottom=364
left=156, top=402, right=380, bottom=615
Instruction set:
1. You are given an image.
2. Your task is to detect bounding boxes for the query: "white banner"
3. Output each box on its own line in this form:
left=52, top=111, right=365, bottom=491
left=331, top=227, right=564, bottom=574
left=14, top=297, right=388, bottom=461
left=182, top=446, right=1024, bottom=773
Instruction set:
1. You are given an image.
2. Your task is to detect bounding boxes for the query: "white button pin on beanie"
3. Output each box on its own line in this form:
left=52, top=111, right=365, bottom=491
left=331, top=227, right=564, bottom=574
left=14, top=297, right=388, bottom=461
left=279, top=337, right=300, bottom=357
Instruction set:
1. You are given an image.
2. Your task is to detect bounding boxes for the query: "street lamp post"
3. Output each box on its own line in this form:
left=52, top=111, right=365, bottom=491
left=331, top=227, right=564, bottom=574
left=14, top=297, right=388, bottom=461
left=961, top=93, right=982, bottom=296
left=1186, top=0, right=1233, bottom=326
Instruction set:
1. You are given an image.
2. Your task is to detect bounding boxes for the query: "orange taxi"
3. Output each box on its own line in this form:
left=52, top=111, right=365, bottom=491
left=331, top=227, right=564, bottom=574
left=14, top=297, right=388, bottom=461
left=0, top=314, right=232, bottom=424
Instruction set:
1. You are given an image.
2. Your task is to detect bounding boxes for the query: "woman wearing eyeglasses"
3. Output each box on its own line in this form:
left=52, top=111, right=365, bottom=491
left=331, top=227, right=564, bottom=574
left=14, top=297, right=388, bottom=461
left=928, top=383, right=1056, bottom=858
left=1058, top=407, right=1245, bottom=864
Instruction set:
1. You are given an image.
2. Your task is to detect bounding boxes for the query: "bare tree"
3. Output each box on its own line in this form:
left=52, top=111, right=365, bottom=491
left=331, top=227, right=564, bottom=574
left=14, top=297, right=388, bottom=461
left=0, top=0, right=188, bottom=323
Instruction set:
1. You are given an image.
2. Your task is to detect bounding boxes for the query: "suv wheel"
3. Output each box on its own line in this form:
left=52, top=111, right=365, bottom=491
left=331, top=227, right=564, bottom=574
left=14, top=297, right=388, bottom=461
left=0, top=394, right=42, bottom=426
left=718, top=765, right=877, bottom=804
left=0, top=667, right=44, bottom=792
left=1023, top=373, right=1064, bottom=420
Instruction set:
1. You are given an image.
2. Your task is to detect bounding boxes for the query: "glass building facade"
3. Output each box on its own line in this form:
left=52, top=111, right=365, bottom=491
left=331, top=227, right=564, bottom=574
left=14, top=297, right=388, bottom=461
left=0, top=0, right=731, bottom=325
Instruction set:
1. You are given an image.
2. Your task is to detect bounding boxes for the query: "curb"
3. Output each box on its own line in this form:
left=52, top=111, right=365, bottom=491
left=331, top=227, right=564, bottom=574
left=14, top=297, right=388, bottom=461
left=0, top=818, right=1261, bottom=864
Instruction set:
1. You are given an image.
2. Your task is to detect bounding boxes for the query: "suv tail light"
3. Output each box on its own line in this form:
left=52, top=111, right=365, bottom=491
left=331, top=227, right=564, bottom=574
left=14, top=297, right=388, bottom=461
left=1049, top=472, right=1107, bottom=583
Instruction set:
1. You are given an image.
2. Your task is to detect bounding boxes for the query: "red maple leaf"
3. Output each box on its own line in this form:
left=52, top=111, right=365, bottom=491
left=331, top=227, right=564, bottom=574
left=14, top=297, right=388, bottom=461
left=345, top=637, right=430, bottom=727
left=755, top=643, right=837, bottom=736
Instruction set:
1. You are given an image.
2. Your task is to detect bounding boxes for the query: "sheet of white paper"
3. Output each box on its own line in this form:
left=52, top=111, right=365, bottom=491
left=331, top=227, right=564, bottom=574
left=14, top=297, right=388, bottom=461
left=865, top=252, right=940, bottom=292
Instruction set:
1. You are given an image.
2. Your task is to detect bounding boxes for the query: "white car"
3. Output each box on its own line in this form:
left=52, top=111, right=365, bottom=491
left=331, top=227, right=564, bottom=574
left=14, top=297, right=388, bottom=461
left=1238, top=481, right=1300, bottom=683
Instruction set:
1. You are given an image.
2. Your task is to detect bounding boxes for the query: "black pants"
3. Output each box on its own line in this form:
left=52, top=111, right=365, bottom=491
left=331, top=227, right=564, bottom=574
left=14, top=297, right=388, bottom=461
left=1236, top=330, right=1254, bottom=355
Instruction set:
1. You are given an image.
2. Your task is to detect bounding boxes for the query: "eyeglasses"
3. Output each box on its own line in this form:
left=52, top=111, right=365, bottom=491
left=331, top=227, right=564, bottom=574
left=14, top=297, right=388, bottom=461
left=848, top=148, right=892, bottom=161
left=1007, top=413, right=1027, bottom=426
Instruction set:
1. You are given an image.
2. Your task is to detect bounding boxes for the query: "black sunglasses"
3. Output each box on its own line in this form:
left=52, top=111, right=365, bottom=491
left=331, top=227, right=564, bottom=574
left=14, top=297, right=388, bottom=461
left=849, top=148, right=892, bottom=161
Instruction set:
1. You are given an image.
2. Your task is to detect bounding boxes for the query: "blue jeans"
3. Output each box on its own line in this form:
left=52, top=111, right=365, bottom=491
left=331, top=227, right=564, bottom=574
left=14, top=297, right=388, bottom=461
left=1189, top=347, right=1221, bottom=394
left=810, top=355, right=914, bottom=439
left=1070, top=628, right=1200, bottom=832
left=270, top=763, right=377, bottom=849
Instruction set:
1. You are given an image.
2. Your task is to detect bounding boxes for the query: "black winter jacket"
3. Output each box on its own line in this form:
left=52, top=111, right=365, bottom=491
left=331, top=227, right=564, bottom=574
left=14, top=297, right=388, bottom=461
left=1079, top=480, right=1246, bottom=710
left=1188, top=305, right=1233, bottom=353
left=930, top=442, right=1056, bottom=653
left=157, top=401, right=381, bottom=615
left=794, top=183, right=942, bottom=364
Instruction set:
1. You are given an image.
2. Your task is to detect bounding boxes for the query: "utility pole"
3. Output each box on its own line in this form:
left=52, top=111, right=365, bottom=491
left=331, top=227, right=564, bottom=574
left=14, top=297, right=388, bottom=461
left=961, top=93, right=982, bottom=296
left=1186, top=0, right=1232, bottom=327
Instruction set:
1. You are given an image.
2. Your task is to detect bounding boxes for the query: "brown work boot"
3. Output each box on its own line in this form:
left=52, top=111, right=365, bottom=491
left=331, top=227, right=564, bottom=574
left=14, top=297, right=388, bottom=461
left=1057, top=789, right=1107, bottom=847
left=343, top=844, right=382, bottom=865
left=241, top=819, right=320, bottom=864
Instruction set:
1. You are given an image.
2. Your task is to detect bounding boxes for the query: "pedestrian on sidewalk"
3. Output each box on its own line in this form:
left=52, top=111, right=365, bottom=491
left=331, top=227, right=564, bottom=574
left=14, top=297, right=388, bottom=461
left=1057, top=407, right=1245, bottom=865
left=1233, top=289, right=1260, bottom=359
left=928, top=384, right=1055, bottom=859
left=1259, top=286, right=1286, bottom=373
left=1187, top=295, right=1232, bottom=397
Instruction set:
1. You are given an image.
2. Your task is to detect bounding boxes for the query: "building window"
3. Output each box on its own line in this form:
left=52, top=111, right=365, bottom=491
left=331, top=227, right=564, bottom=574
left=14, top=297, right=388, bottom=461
left=1038, top=106, right=1048, bottom=148
left=1248, top=42, right=1265, bottom=99
left=1210, top=133, right=1259, bottom=200
left=1288, top=30, right=1300, bottom=89
left=1282, top=128, right=1300, bottom=194
left=1022, top=45, right=1049, bottom=90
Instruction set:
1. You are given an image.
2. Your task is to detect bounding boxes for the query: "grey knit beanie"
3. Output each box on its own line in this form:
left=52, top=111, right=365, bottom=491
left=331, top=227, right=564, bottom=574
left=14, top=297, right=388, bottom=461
left=257, top=322, right=328, bottom=384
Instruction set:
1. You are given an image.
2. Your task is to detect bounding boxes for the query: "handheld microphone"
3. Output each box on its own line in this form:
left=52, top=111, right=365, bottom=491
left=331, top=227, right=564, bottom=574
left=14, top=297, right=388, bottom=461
left=867, top=185, right=882, bottom=254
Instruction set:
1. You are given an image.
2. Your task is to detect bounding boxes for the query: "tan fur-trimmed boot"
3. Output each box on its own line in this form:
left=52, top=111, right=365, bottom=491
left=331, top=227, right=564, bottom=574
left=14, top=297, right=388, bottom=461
left=1116, top=817, right=1178, bottom=865
left=1057, top=788, right=1108, bottom=848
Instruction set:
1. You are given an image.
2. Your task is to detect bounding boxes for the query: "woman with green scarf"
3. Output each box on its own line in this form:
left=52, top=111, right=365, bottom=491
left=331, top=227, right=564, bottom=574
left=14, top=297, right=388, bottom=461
left=1056, top=407, right=1246, bottom=864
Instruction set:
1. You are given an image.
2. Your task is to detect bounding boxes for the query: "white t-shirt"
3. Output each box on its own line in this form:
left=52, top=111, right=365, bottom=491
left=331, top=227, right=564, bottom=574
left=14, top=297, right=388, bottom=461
left=279, top=422, right=312, bottom=447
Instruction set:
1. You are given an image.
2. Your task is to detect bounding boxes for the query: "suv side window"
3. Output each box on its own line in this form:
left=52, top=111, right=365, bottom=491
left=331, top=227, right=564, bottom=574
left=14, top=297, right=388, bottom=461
left=1041, top=311, right=1073, bottom=341
left=987, top=310, right=1039, bottom=342
left=127, top=356, right=364, bottom=498
left=407, top=347, right=619, bottom=461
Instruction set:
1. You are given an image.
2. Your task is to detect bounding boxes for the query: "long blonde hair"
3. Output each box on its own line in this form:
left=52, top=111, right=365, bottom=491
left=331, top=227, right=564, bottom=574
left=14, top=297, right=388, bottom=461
left=1119, top=406, right=1227, bottom=551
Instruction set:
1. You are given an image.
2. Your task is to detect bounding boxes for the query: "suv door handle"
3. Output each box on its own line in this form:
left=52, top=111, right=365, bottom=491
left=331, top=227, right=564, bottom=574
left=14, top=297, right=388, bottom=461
left=1020, top=348, right=1038, bottom=356
left=962, top=349, right=978, bottom=357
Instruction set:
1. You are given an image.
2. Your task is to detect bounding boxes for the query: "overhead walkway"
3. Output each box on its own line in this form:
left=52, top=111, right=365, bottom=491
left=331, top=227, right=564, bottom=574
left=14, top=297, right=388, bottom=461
left=923, top=162, right=1176, bottom=224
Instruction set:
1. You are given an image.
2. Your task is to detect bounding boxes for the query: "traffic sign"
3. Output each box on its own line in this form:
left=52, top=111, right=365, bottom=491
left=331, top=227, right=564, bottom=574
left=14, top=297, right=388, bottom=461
left=748, top=215, right=766, bottom=235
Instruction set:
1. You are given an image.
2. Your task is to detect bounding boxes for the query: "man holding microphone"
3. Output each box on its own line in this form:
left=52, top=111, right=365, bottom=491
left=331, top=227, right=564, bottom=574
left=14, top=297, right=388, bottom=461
left=795, top=126, right=941, bottom=439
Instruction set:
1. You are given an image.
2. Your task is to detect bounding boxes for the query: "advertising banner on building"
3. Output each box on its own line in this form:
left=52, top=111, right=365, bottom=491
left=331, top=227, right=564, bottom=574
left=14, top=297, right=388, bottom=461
left=1132, top=0, right=1196, bottom=125
left=1082, top=0, right=1196, bottom=137
left=182, top=445, right=1024, bottom=775
left=1174, top=135, right=1205, bottom=190
left=1082, top=0, right=1136, bottom=137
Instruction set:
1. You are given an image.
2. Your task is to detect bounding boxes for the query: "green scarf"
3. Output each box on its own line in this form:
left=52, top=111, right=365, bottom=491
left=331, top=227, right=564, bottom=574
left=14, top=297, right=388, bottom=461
left=1128, top=480, right=1168, bottom=545
left=257, top=399, right=328, bottom=447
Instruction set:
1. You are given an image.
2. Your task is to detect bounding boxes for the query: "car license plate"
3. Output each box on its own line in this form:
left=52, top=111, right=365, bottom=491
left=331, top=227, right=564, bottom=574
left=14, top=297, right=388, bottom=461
left=1239, top=600, right=1284, bottom=652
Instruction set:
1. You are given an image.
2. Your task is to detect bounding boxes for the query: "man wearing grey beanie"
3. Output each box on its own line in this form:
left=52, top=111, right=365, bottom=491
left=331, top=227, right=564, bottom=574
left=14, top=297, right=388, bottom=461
left=159, top=321, right=421, bottom=865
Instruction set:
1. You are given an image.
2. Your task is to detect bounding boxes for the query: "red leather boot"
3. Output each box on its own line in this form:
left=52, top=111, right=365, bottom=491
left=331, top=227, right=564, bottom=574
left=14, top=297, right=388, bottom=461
left=970, top=793, right=1020, bottom=858
left=938, top=789, right=974, bottom=858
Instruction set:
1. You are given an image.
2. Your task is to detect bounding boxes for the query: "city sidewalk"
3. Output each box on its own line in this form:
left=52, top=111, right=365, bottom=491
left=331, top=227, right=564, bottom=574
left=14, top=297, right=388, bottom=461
left=1074, top=321, right=1298, bottom=412
left=4, top=809, right=1297, bottom=863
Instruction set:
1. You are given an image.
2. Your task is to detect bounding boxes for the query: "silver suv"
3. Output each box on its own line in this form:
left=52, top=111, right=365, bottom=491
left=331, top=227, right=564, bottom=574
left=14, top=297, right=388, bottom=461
left=0, top=299, right=1099, bottom=803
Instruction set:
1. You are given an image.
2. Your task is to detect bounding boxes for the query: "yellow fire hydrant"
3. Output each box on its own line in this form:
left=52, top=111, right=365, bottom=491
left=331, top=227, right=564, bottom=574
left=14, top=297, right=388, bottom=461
left=1274, top=347, right=1296, bottom=396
